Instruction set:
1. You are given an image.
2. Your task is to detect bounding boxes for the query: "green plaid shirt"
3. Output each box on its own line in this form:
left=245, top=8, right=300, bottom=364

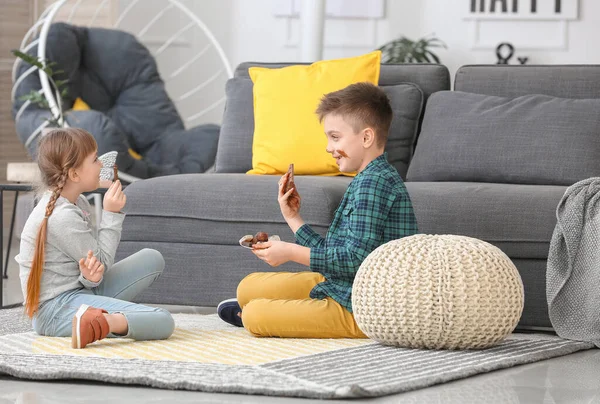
left=295, top=153, right=418, bottom=313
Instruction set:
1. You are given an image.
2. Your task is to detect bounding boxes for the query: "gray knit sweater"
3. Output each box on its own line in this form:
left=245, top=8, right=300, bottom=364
left=16, top=192, right=124, bottom=304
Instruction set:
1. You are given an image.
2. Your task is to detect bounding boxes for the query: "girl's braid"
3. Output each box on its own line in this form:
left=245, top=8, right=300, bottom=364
left=45, top=170, right=68, bottom=218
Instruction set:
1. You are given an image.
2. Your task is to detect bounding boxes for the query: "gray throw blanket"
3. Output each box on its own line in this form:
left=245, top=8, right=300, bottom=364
left=547, top=177, right=600, bottom=347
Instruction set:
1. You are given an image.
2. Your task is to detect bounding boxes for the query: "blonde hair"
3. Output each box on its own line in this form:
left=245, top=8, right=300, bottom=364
left=25, top=128, right=97, bottom=318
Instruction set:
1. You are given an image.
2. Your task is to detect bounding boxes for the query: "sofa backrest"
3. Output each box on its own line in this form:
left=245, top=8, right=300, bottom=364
left=454, top=65, right=600, bottom=98
left=215, top=63, right=450, bottom=177
left=407, top=65, right=600, bottom=186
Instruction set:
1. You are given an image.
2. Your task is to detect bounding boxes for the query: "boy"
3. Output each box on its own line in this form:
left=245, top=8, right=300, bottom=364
left=219, top=82, right=418, bottom=338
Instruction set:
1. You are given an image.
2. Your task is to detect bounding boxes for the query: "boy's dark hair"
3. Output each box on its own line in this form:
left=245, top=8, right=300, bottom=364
left=315, top=82, right=393, bottom=148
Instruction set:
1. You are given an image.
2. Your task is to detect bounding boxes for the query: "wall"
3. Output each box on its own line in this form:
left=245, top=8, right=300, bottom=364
left=227, top=0, right=600, bottom=81
left=104, top=0, right=600, bottom=126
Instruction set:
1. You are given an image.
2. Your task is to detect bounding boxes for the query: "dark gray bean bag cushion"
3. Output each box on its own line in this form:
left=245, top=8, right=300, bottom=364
left=13, top=22, right=219, bottom=178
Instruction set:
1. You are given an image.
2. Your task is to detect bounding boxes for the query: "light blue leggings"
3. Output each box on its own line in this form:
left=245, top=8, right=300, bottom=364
left=32, top=248, right=174, bottom=341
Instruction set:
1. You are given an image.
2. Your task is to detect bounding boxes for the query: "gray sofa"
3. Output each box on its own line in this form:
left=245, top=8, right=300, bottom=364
left=117, top=63, right=600, bottom=329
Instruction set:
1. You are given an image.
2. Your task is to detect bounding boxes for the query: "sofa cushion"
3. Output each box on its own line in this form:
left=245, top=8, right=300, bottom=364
left=215, top=80, right=423, bottom=179
left=405, top=182, right=566, bottom=259
left=384, top=83, right=423, bottom=179
left=455, top=65, right=600, bottom=99
left=236, top=63, right=450, bottom=100
left=215, top=78, right=254, bottom=173
left=122, top=174, right=352, bottom=245
left=407, top=91, right=600, bottom=185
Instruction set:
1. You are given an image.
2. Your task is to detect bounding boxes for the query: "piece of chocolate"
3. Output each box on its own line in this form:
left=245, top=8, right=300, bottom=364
left=255, top=232, right=269, bottom=242
left=113, top=165, right=119, bottom=182
left=284, top=163, right=295, bottom=193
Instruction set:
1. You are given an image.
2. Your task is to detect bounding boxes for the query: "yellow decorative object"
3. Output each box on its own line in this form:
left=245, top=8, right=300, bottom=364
left=128, top=148, right=143, bottom=160
left=352, top=234, right=525, bottom=350
left=72, top=97, right=90, bottom=110
left=247, top=51, right=381, bottom=176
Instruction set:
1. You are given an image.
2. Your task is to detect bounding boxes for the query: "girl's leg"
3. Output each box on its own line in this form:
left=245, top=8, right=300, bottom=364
left=94, top=248, right=165, bottom=302
left=36, top=289, right=174, bottom=341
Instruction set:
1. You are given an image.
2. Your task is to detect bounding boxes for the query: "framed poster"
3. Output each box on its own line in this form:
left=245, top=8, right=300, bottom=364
left=464, top=0, right=578, bottom=20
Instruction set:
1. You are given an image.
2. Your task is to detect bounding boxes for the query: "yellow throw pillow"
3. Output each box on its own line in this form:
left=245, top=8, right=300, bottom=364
left=72, top=97, right=90, bottom=110
left=247, top=51, right=381, bottom=176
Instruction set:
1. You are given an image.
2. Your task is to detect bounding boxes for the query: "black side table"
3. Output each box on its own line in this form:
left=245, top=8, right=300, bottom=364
left=1, top=183, right=33, bottom=308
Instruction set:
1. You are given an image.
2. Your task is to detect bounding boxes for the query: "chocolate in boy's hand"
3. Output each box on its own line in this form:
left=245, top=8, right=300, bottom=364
left=249, top=232, right=269, bottom=246
left=284, top=163, right=295, bottom=193
left=113, top=165, right=119, bottom=182
left=254, top=232, right=269, bottom=242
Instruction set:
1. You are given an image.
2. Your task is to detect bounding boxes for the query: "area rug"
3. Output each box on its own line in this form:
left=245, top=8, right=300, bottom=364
left=0, top=307, right=593, bottom=399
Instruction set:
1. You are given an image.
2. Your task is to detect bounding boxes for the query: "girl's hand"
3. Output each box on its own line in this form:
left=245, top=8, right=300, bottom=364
left=278, top=173, right=301, bottom=221
left=103, top=180, right=126, bottom=213
left=99, top=179, right=113, bottom=189
left=79, top=250, right=104, bottom=283
left=252, top=240, right=293, bottom=267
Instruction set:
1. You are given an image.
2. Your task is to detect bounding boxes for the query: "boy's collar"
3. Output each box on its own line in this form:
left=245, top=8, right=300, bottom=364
left=356, top=152, right=388, bottom=176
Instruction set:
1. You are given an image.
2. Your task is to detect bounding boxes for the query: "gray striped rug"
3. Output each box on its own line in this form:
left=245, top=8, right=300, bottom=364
left=0, top=307, right=593, bottom=399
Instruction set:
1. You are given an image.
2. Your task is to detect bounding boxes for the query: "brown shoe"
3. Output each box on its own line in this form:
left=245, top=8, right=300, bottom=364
left=71, top=304, right=110, bottom=349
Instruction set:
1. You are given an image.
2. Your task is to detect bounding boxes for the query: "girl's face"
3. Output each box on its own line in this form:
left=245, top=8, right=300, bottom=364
left=75, top=150, right=103, bottom=192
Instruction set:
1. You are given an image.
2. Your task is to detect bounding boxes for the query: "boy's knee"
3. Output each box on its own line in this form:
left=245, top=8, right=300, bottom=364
left=241, top=299, right=269, bottom=336
left=236, top=273, right=261, bottom=307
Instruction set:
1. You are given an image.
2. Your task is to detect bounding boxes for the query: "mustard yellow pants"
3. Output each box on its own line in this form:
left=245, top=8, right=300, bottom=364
left=237, top=272, right=367, bottom=338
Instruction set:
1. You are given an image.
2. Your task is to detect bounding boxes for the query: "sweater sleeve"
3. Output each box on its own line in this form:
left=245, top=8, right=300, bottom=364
left=47, top=203, right=125, bottom=273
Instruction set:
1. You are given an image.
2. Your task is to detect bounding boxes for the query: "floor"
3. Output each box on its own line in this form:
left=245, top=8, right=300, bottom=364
left=2, top=230, right=600, bottom=403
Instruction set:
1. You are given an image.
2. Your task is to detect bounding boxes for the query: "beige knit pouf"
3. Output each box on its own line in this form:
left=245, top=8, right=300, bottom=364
left=352, top=234, right=524, bottom=350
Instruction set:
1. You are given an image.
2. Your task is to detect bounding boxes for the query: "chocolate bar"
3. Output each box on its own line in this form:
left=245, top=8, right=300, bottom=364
left=284, top=163, right=294, bottom=193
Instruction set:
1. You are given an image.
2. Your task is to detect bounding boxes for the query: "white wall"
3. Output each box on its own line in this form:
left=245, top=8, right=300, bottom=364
left=227, top=0, right=600, bottom=80
left=121, top=0, right=600, bottom=124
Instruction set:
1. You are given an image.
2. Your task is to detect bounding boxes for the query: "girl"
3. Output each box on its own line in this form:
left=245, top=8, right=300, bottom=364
left=16, top=128, right=174, bottom=349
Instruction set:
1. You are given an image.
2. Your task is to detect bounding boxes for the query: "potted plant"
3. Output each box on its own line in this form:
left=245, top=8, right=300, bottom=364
left=378, top=35, right=446, bottom=64
left=11, top=49, right=68, bottom=127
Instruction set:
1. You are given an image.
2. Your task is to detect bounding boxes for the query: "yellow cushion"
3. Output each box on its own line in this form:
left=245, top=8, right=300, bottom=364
left=128, top=149, right=143, bottom=160
left=247, top=51, right=381, bottom=176
left=72, top=97, right=90, bottom=110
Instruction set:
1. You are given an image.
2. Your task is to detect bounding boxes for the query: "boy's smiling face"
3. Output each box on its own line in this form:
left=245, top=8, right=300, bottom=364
left=324, top=114, right=372, bottom=173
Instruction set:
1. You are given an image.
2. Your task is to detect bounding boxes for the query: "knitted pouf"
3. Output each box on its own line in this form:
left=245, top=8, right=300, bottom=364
left=352, top=234, right=524, bottom=350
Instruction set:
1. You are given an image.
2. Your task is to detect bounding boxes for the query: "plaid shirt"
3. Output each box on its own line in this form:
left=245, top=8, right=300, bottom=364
left=295, top=153, right=418, bottom=313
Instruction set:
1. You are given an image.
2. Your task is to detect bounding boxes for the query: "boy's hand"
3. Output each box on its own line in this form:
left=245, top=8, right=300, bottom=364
left=278, top=173, right=301, bottom=220
left=252, top=240, right=293, bottom=267
left=103, top=180, right=126, bottom=213
left=79, top=250, right=104, bottom=283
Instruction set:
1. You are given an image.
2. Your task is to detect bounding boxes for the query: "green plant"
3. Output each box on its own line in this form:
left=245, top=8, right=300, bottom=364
left=12, top=49, right=68, bottom=126
left=378, top=35, right=446, bottom=64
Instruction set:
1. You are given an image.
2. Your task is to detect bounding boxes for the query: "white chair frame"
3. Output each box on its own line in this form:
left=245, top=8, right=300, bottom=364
left=12, top=0, right=233, bottom=184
